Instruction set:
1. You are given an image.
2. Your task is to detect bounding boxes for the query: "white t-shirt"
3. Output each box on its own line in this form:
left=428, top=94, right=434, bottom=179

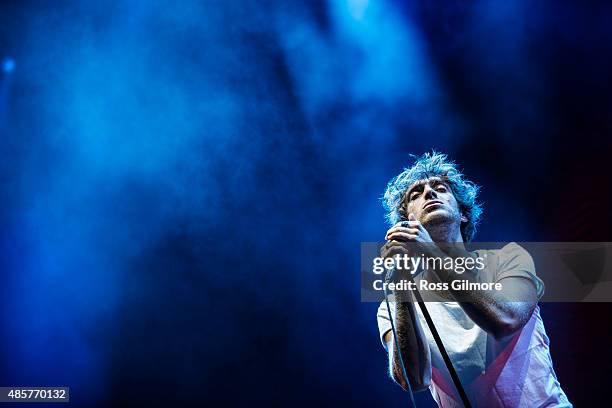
left=377, top=243, right=571, bottom=407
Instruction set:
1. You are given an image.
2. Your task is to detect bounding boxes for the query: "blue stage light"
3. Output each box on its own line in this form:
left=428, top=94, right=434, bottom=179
left=346, top=0, right=369, bottom=21
left=2, top=57, right=15, bottom=73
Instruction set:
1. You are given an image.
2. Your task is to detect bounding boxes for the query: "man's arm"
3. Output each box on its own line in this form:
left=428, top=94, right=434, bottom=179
left=383, top=291, right=432, bottom=392
left=381, top=242, right=432, bottom=392
left=438, top=255, right=538, bottom=340
left=387, top=221, right=539, bottom=341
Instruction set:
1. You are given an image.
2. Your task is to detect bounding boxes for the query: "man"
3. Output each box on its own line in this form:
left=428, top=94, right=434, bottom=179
left=377, top=152, right=571, bottom=407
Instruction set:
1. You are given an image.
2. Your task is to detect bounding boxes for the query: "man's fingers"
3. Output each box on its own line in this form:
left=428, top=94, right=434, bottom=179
left=387, top=229, right=419, bottom=239
left=387, top=232, right=418, bottom=242
left=386, top=226, right=419, bottom=239
left=397, top=220, right=421, bottom=228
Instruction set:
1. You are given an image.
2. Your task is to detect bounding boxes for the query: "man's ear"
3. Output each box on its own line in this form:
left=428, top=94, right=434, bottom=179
left=460, top=214, right=468, bottom=223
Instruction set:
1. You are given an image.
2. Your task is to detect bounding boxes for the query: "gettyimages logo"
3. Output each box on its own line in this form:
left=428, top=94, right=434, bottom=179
left=360, top=242, right=612, bottom=302
left=371, top=253, right=486, bottom=276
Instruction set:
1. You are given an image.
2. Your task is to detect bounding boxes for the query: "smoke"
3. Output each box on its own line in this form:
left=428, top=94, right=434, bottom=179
left=2, top=0, right=594, bottom=405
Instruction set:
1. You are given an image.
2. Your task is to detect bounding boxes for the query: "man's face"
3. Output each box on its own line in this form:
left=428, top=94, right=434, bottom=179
left=403, top=176, right=464, bottom=227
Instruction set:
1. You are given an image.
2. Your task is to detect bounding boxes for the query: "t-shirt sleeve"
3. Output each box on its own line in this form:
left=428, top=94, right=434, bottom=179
left=377, top=301, right=394, bottom=350
left=495, top=242, right=545, bottom=300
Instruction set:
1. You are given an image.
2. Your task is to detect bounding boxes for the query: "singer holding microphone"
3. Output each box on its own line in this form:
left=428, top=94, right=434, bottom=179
left=377, top=152, right=571, bottom=407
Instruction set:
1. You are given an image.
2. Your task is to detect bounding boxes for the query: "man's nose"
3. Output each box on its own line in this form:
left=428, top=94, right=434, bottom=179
left=424, top=185, right=438, bottom=199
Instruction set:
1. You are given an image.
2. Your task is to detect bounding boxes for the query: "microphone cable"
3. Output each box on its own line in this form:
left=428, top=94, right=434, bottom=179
left=383, top=268, right=473, bottom=408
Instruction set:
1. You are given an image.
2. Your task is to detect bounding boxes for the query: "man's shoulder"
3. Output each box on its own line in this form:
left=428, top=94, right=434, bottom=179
left=476, top=242, right=543, bottom=298
left=475, top=242, right=534, bottom=270
left=475, top=241, right=529, bottom=256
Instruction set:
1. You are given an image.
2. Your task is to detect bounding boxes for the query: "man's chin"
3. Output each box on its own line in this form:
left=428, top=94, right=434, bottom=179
left=421, top=209, right=453, bottom=225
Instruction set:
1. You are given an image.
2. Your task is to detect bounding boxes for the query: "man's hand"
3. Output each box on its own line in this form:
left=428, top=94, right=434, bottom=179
left=380, top=214, right=436, bottom=281
left=380, top=239, right=410, bottom=260
left=385, top=213, right=434, bottom=244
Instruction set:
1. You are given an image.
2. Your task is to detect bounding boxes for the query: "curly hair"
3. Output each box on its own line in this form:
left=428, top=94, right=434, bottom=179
left=382, top=151, right=483, bottom=242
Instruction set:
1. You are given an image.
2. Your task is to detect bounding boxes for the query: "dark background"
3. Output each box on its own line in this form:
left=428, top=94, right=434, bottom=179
left=1, top=1, right=611, bottom=406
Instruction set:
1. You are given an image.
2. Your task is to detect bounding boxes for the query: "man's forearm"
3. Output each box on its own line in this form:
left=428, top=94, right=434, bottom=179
left=428, top=246, right=536, bottom=340
left=389, top=286, right=431, bottom=391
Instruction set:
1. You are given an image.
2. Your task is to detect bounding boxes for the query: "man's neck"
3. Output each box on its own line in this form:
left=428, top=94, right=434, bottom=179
left=428, top=224, right=466, bottom=247
left=428, top=226, right=470, bottom=261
